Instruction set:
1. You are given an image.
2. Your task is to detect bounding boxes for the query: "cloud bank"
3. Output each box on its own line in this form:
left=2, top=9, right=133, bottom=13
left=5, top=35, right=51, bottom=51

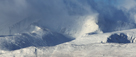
left=0, top=0, right=136, bottom=38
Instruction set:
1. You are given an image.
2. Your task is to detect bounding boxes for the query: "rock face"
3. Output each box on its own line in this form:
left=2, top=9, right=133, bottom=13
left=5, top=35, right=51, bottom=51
left=107, top=33, right=130, bottom=43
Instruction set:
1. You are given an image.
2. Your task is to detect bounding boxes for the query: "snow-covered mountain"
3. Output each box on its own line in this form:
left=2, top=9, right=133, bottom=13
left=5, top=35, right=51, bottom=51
left=1, top=26, right=136, bottom=57
left=0, top=0, right=136, bottom=57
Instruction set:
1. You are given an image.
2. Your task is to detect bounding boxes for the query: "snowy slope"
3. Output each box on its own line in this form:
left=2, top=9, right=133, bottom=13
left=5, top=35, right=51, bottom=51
left=0, top=25, right=74, bottom=50
left=0, top=26, right=136, bottom=57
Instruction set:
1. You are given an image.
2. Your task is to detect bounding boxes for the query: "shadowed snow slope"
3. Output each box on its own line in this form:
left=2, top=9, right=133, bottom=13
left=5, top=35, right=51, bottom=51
left=0, top=25, right=74, bottom=50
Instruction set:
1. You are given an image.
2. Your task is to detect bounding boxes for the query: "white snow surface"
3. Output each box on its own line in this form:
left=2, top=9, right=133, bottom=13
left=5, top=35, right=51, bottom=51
left=0, top=26, right=136, bottom=57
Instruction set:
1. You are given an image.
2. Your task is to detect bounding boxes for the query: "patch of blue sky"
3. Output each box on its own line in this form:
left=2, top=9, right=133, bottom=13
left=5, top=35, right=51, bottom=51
left=94, top=0, right=121, bottom=6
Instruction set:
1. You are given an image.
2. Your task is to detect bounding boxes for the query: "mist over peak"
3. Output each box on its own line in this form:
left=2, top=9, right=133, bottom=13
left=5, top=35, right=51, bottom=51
left=0, top=0, right=136, bottom=37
